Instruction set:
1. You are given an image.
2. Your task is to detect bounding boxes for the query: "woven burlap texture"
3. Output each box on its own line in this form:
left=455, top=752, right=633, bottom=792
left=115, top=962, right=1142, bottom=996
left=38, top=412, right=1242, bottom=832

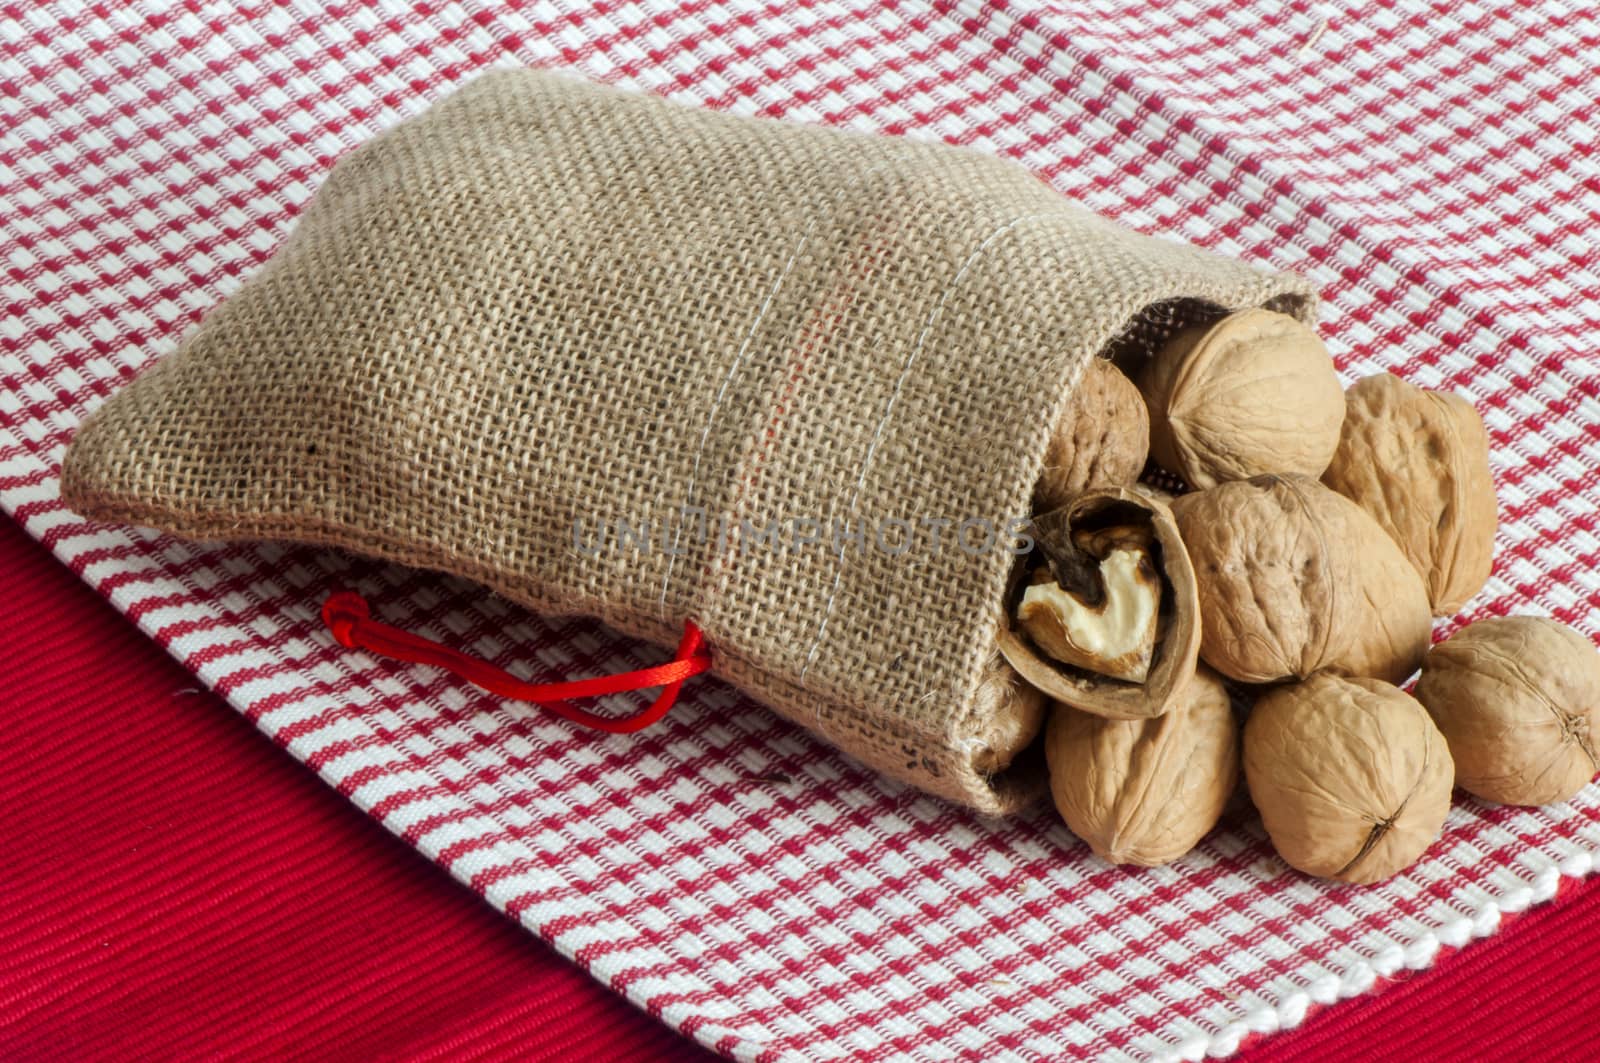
left=61, top=68, right=1315, bottom=813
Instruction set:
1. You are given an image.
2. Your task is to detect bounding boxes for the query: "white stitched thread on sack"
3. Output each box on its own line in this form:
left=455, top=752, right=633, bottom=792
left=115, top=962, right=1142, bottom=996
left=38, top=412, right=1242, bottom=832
left=799, top=210, right=1060, bottom=685
left=657, top=160, right=895, bottom=620
left=656, top=218, right=818, bottom=617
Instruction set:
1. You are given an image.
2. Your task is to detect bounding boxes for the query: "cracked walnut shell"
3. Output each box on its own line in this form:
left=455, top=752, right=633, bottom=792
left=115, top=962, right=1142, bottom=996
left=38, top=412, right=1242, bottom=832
left=1035, top=357, right=1150, bottom=510
left=1244, top=674, right=1454, bottom=884
left=1171, top=474, right=1432, bottom=685
left=1323, top=372, right=1498, bottom=616
left=1414, top=616, right=1600, bottom=806
left=1017, top=527, right=1161, bottom=684
left=998, top=487, right=1201, bottom=721
left=1045, top=665, right=1239, bottom=867
left=1139, top=309, right=1345, bottom=490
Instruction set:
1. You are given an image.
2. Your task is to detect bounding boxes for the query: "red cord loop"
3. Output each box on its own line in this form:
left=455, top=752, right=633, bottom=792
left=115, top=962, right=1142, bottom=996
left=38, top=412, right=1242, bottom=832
left=320, top=591, right=711, bottom=734
left=322, top=591, right=369, bottom=648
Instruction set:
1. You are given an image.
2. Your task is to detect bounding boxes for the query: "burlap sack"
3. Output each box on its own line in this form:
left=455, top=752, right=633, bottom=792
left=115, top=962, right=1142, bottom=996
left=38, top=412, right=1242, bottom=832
left=61, top=69, right=1315, bottom=814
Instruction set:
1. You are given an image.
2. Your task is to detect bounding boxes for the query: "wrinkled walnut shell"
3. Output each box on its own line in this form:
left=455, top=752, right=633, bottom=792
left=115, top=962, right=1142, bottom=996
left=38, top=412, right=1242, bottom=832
left=998, top=486, right=1200, bottom=720
left=1323, top=373, right=1498, bottom=616
left=1045, top=665, right=1238, bottom=867
left=1140, top=309, right=1345, bottom=490
left=1414, top=616, right=1600, bottom=806
left=1245, top=674, right=1454, bottom=884
left=1172, top=474, right=1433, bottom=685
left=1035, top=358, right=1150, bottom=511
left=968, top=650, right=1048, bottom=777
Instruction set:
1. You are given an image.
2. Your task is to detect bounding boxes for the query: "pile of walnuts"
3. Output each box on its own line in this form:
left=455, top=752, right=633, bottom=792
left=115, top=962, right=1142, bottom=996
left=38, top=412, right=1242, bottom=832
left=1003, top=309, right=1600, bottom=884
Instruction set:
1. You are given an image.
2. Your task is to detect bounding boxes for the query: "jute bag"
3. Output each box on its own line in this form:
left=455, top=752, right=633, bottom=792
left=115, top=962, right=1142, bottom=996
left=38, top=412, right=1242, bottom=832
left=61, top=69, right=1315, bottom=813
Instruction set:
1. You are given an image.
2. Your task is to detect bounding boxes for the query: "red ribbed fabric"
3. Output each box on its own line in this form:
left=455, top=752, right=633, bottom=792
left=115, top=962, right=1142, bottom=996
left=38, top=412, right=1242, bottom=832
left=0, top=515, right=710, bottom=1063
left=1237, top=876, right=1600, bottom=1061
left=4, top=507, right=1600, bottom=1060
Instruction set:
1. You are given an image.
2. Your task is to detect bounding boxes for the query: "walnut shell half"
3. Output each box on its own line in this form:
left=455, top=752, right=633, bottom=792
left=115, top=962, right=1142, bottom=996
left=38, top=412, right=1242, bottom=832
left=1140, top=309, right=1345, bottom=490
left=1414, top=616, right=1600, bottom=806
left=1323, top=372, right=1498, bottom=616
left=1045, top=665, right=1238, bottom=867
left=998, top=486, right=1200, bottom=720
left=1245, top=673, right=1454, bottom=884
left=968, top=650, right=1048, bottom=777
left=1034, top=357, right=1150, bottom=511
left=1172, top=474, right=1433, bottom=685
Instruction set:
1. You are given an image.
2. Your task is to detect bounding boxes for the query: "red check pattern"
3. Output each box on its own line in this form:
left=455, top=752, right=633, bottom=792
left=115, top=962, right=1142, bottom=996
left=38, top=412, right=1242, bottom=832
left=3, top=3, right=1597, bottom=1059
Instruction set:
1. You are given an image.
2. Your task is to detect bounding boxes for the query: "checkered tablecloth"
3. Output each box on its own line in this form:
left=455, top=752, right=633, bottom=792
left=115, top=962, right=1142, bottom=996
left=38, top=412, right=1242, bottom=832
left=3, top=3, right=1597, bottom=1059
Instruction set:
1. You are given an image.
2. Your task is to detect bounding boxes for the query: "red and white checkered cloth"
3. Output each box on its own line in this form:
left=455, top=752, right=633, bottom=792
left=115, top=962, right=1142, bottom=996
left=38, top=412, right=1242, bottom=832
left=4, top=3, right=1598, bottom=1059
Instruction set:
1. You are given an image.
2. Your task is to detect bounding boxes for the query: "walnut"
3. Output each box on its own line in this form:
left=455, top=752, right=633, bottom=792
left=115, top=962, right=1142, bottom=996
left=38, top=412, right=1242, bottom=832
left=1244, top=673, right=1454, bottom=884
left=1139, top=309, right=1344, bottom=490
left=1171, top=474, right=1432, bottom=685
left=998, top=487, right=1200, bottom=720
left=1035, top=358, right=1149, bottom=510
left=1045, top=665, right=1238, bottom=867
left=1413, top=616, right=1600, bottom=806
left=1323, top=372, right=1498, bottom=616
left=1016, top=526, right=1160, bottom=683
left=968, top=650, right=1048, bottom=777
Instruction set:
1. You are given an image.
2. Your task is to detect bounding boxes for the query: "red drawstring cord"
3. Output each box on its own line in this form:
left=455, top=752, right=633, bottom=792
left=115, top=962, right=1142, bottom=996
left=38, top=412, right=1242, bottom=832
left=321, top=591, right=712, bottom=734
